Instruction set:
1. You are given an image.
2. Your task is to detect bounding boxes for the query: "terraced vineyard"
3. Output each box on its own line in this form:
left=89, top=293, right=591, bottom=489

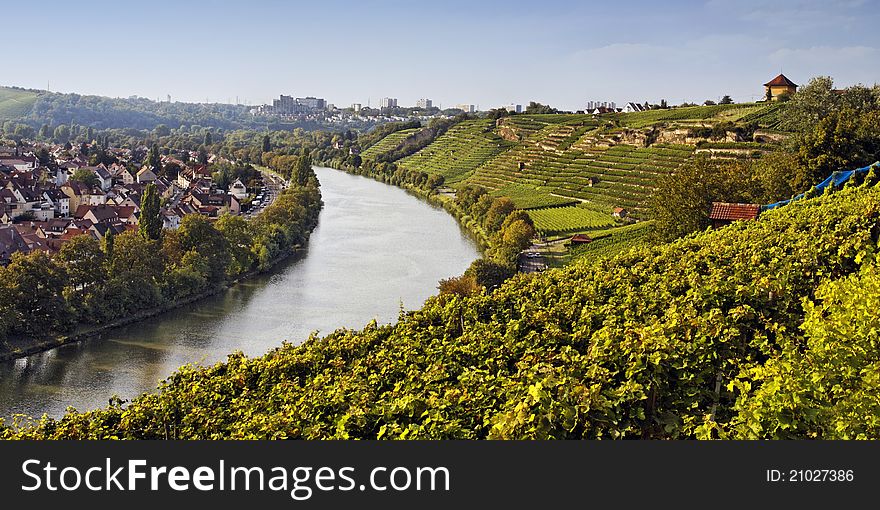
left=568, top=221, right=655, bottom=263
left=362, top=104, right=777, bottom=231
left=396, top=120, right=516, bottom=183
left=0, top=87, right=39, bottom=120
left=467, top=120, right=695, bottom=214
left=361, top=128, right=419, bottom=158
left=616, top=102, right=777, bottom=128
left=489, top=183, right=576, bottom=209
left=527, top=205, right=616, bottom=235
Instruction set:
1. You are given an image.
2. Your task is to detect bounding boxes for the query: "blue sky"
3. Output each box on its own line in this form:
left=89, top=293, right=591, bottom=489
left=4, top=0, right=879, bottom=110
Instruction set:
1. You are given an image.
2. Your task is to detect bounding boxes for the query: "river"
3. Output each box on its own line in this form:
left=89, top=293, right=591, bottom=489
left=0, top=167, right=480, bottom=419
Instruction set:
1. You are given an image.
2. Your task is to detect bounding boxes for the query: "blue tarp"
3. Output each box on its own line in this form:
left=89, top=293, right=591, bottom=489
left=762, top=161, right=880, bottom=211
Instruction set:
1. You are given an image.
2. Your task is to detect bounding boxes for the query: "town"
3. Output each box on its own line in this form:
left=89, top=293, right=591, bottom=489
left=0, top=140, right=277, bottom=265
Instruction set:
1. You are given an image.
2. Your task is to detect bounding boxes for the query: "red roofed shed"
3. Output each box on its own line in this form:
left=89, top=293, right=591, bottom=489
left=709, top=202, right=761, bottom=228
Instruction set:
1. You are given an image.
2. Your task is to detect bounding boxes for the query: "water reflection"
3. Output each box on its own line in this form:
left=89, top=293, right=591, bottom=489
left=0, top=167, right=480, bottom=419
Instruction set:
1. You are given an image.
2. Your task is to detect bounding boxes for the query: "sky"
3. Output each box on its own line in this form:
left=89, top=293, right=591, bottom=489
left=3, top=0, right=879, bottom=110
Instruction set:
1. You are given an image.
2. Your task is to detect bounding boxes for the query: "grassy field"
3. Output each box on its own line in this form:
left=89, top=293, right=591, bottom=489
left=0, top=87, right=39, bottom=120
left=527, top=205, right=616, bottom=235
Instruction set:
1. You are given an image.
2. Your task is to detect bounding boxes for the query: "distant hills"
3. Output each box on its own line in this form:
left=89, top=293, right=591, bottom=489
left=0, top=85, right=319, bottom=131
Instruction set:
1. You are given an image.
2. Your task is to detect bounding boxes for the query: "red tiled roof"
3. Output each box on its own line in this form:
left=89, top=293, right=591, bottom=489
left=763, top=74, right=797, bottom=88
left=570, top=234, right=593, bottom=243
left=709, top=202, right=761, bottom=221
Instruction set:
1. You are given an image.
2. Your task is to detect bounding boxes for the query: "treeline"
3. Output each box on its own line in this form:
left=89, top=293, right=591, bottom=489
left=436, top=185, right=536, bottom=295
left=25, top=92, right=256, bottom=130
left=329, top=156, right=446, bottom=194
left=652, top=77, right=880, bottom=241
left=0, top=174, right=321, bottom=344
left=7, top=169, right=880, bottom=439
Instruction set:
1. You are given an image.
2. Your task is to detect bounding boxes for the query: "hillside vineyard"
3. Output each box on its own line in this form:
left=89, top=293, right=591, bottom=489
left=5, top=180, right=880, bottom=439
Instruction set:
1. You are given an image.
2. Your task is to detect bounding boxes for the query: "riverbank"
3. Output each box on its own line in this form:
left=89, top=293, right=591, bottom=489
left=0, top=167, right=480, bottom=419
left=0, top=241, right=309, bottom=363
left=320, top=161, right=490, bottom=250
left=0, top=172, right=322, bottom=363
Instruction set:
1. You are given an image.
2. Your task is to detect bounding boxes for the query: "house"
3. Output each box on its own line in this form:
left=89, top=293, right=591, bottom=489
left=39, top=218, right=76, bottom=238
left=623, top=102, right=645, bottom=113
left=0, top=225, right=28, bottom=265
left=763, top=74, right=797, bottom=101
left=136, top=167, right=158, bottom=183
left=114, top=206, right=139, bottom=225
left=108, top=163, right=134, bottom=185
left=176, top=164, right=212, bottom=189
left=0, top=155, right=37, bottom=171
left=161, top=208, right=182, bottom=230
left=74, top=204, right=121, bottom=225
left=62, top=181, right=105, bottom=210
left=89, top=165, right=113, bottom=191
left=87, top=222, right=127, bottom=241
left=569, top=234, right=593, bottom=245
left=612, top=207, right=628, bottom=219
left=708, top=202, right=761, bottom=228
left=42, top=189, right=70, bottom=217
left=229, top=179, right=248, bottom=200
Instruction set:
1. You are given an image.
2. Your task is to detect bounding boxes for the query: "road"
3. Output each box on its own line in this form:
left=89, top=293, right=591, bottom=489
left=244, top=169, right=286, bottom=218
left=518, top=246, right=547, bottom=273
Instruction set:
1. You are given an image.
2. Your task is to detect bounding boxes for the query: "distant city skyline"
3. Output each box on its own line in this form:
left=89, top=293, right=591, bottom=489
left=3, top=0, right=879, bottom=110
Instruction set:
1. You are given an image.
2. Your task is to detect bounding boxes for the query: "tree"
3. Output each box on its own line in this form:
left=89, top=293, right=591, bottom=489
left=651, top=156, right=761, bottom=241
left=525, top=101, right=558, bottom=114
left=57, top=234, right=106, bottom=315
left=70, top=168, right=99, bottom=188
left=483, top=197, right=516, bottom=233
left=464, top=259, right=515, bottom=290
left=262, top=135, right=271, bottom=153
left=0, top=251, right=72, bottom=335
left=177, top=214, right=230, bottom=283
left=753, top=151, right=801, bottom=203
left=39, top=124, right=51, bottom=139
left=215, top=214, right=254, bottom=276
left=204, top=131, right=213, bottom=146
left=455, top=185, right=488, bottom=211
left=102, top=228, right=115, bottom=260
left=146, top=143, right=162, bottom=175
left=295, top=153, right=313, bottom=186
left=139, top=183, right=162, bottom=241
left=781, top=76, right=836, bottom=132
left=105, top=231, right=163, bottom=315
left=719, top=95, right=734, bottom=105
left=793, top=109, right=880, bottom=193
left=437, top=275, right=481, bottom=297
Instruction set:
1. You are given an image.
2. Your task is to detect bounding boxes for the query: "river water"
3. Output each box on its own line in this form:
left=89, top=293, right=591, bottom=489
left=0, top=167, right=480, bottom=419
